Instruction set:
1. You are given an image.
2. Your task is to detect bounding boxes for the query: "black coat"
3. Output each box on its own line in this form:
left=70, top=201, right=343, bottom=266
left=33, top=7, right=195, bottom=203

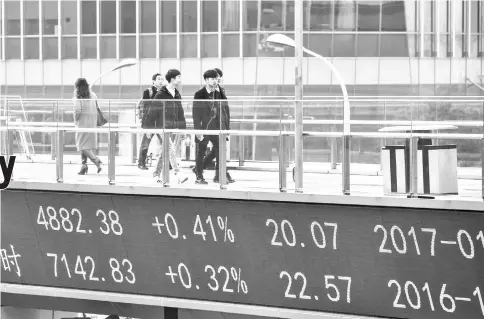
left=152, top=87, right=187, bottom=129
left=192, top=86, right=230, bottom=131
left=139, top=86, right=159, bottom=129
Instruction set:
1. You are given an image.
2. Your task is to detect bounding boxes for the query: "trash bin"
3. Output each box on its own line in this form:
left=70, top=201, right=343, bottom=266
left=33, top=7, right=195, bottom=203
left=381, top=144, right=458, bottom=195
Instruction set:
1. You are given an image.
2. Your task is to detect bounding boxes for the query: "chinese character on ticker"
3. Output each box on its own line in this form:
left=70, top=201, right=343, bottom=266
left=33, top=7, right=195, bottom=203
left=0, top=245, right=22, bottom=277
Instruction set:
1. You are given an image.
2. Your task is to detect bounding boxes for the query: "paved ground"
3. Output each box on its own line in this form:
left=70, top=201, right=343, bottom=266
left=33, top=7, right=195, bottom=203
left=9, top=155, right=483, bottom=200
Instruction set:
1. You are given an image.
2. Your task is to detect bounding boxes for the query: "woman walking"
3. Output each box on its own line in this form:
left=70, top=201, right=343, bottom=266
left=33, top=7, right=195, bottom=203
left=73, top=78, right=102, bottom=175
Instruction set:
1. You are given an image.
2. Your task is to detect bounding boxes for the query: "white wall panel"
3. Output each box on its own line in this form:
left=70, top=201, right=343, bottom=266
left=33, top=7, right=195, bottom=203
left=465, top=59, right=483, bottom=82
left=220, top=58, right=243, bottom=85
left=283, top=58, right=295, bottom=85
left=201, top=58, right=222, bottom=77
left=180, top=59, right=201, bottom=85
left=61, top=60, right=82, bottom=86
left=253, top=57, right=284, bottom=85
left=306, top=58, right=332, bottom=85
left=80, top=60, right=101, bottom=85
left=355, top=58, right=379, bottom=85
left=120, top=60, right=141, bottom=85
left=242, top=58, right=257, bottom=85
left=434, top=59, right=451, bottom=84
left=24, top=61, right=43, bottom=86
left=0, top=62, right=5, bottom=87
left=379, top=59, right=413, bottom=85
left=160, top=59, right=181, bottom=78
left=331, top=58, right=356, bottom=86
left=418, top=59, right=435, bottom=84
left=99, top=59, right=122, bottom=85
left=42, top=61, right=62, bottom=85
left=450, top=58, right=466, bottom=83
left=5, top=61, right=24, bottom=85
left=140, top=59, right=161, bottom=86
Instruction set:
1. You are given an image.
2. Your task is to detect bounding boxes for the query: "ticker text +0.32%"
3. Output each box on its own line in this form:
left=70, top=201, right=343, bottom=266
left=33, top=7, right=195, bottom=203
left=152, top=213, right=235, bottom=243
left=166, top=263, right=248, bottom=294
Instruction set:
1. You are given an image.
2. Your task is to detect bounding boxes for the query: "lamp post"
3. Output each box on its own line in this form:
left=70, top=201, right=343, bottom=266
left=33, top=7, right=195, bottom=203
left=266, top=33, right=351, bottom=195
left=90, top=59, right=138, bottom=88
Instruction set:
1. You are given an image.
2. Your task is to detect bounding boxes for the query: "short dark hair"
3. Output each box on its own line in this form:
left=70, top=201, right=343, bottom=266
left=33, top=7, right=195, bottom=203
left=203, top=69, right=218, bottom=80
left=165, top=69, right=181, bottom=83
left=152, top=73, right=161, bottom=81
left=214, top=68, right=223, bottom=77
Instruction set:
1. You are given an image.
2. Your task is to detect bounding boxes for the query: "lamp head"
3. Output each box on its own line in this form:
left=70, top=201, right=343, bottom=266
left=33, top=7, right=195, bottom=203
left=266, top=33, right=296, bottom=48
left=112, top=58, right=138, bottom=72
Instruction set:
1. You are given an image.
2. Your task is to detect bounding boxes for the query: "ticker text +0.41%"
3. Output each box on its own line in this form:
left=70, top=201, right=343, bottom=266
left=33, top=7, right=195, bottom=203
left=166, top=263, right=248, bottom=294
left=152, top=213, right=235, bottom=243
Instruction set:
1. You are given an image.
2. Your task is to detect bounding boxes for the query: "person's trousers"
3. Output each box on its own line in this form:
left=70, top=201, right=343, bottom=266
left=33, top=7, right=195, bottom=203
left=81, top=149, right=101, bottom=165
left=195, top=135, right=220, bottom=176
left=154, top=134, right=183, bottom=176
left=138, top=133, right=162, bottom=164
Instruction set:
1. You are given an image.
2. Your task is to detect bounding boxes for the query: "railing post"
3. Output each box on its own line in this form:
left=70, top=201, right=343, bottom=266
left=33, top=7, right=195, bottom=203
left=238, top=134, right=245, bottom=167
left=342, top=135, right=350, bottom=195
left=56, top=129, right=64, bottom=183
left=407, top=135, right=419, bottom=198
left=219, top=132, right=227, bottom=189
left=331, top=124, right=337, bottom=169
left=131, top=130, right=138, bottom=164
left=279, top=133, right=287, bottom=192
left=108, top=131, right=116, bottom=185
left=51, top=106, right=58, bottom=160
left=7, top=130, right=14, bottom=158
left=162, top=131, right=171, bottom=187
left=481, top=137, right=483, bottom=201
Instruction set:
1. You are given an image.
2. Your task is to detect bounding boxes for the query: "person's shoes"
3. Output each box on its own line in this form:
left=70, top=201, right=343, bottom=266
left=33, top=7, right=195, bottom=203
left=93, top=159, right=102, bottom=174
left=153, top=171, right=162, bottom=184
left=226, top=172, right=235, bottom=183
left=78, top=164, right=88, bottom=175
left=195, top=176, right=208, bottom=185
left=138, top=164, right=149, bottom=170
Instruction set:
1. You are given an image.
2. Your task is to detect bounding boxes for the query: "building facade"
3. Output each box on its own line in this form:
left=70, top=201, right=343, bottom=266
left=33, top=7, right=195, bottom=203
left=0, top=0, right=483, bottom=98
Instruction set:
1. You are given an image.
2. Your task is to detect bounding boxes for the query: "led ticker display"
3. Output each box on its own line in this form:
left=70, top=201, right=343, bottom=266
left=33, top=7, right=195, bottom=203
left=1, top=189, right=483, bottom=319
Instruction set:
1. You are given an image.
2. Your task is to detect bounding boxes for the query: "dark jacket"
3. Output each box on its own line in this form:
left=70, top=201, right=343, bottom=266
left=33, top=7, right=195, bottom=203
left=138, top=86, right=159, bottom=128
left=193, top=86, right=230, bottom=131
left=152, top=86, right=186, bottom=129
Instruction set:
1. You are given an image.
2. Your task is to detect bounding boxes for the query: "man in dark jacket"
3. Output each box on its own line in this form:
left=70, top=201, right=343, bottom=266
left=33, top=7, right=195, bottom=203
left=151, top=69, right=188, bottom=184
left=192, top=69, right=235, bottom=185
left=137, top=73, right=164, bottom=170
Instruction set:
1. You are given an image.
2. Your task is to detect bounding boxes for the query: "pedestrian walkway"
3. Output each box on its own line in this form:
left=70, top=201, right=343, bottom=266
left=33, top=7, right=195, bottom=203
left=10, top=154, right=482, bottom=200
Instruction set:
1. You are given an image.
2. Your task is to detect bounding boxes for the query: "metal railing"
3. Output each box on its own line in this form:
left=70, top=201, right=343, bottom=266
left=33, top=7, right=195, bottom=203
left=1, top=97, right=483, bottom=199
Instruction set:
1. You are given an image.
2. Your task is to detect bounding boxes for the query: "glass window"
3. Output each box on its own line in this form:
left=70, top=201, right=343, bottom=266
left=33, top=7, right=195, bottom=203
left=43, top=1, right=58, bottom=35
left=101, top=1, right=116, bottom=34
left=100, top=36, right=116, bottom=58
left=243, top=34, right=257, bottom=57
left=305, top=1, right=332, bottom=31
left=422, top=0, right=433, bottom=33
left=43, top=37, right=58, bottom=59
left=261, top=0, right=284, bottom=31
left=333, top=34, right=356, bottom=57
left=24, top=38, right=40, bottom=59
left=25, top=0, right=40, bottom=35
left=357, top=35, right=379, bottom=57
left=380, top=34, right=408, bottom=57
left=202, top=0, right=218, bottom=32
left=140, top=35, right=156, bottom=58
left=304, top=34, right=332, bottom=57
left=285, top=1, right=294, bottom=31
left=161, top=1, right=177, bottom=33
left=120, top=36, right=136, bottom=58
left=81, top=36, right=96, bottom=58
left=81, top=1, right=97, bottom=34
left=62, top=37, right=77, bottom=59
left=470, top=0, right=481, bottom=33
left=121, top=1, right=136, bottom=33
left=181, top=1, right=197, bottom=32
left=437, top=34, right=450, bottom=57
left=61, top=1, right=78, bottom=35
left=201, top=34, right=218, bottom=57
left=334, top=1, right=356, bottom=31
left=0, top=2, right=2, bottom=36
left=222, top=0, right=240, bottom=31
left=180, top=34, right=197, bottom=58
left=5, top=1, right=20, bottom=35
left=358, top=1, right=380, bottom=31
left=141, top=1, right=156, bottom=33
left=453, top=0, right=464, bottom=34
left=222, top=34, right=240, bottom=57
left=243, top=1, right=258, bottom=31
left=5, top=38, right=21, bottom=59
left=381, top=0, right=406, bottom=31
left=160, top=35, right=177, bottom=58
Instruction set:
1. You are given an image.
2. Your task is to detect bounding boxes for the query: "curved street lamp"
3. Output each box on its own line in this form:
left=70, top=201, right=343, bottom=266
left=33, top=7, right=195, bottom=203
left=90, top=59, right=138, bottom=89
left=266, top=33, right=351, bottom=194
